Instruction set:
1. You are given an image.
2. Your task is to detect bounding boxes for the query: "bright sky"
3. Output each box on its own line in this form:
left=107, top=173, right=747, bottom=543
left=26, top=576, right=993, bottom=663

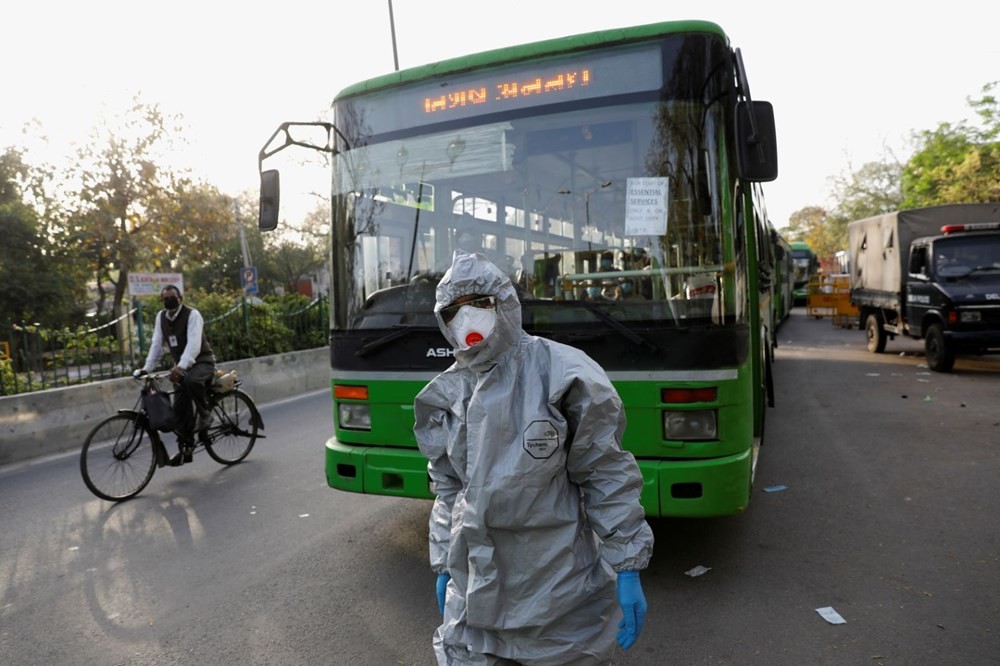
left=3, top=0, right=997, bottom=229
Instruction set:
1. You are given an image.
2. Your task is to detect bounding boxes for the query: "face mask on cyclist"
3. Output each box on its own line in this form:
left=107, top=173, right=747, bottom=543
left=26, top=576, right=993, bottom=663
left=163, top=296, right=180, bottom=311
left=447, top=305, right=496, bottom=350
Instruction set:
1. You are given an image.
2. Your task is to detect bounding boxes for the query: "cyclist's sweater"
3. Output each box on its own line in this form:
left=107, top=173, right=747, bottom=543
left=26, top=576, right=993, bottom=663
left=160, top=305, right=215, bottom=367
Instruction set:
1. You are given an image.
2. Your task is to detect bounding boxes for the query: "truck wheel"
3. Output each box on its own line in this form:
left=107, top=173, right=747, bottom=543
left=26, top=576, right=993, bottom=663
left=865, top=314, right=887, bottom=353
left=925, top=324, right=956, bottom=372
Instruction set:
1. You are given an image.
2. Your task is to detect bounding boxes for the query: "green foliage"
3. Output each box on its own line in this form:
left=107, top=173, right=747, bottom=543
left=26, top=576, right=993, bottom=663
left=5, top=99, right=327, bottom=328
left=0, top=147, right=28, bottom=203
left=0, top=359, right=14, bottom=395
left=0, top=357, right=37, bottom=395
left=182, top=193, right=328, bottom=298
left=1, top=291, right=327, bottom=395
left=817, top=158, right=904, bottom=256
left=901, top=122, right=977, bottom=207
left=902, top=81, right=1000, bottom=208
left=146, top=180, right=238, bottom=274
left=0, top=148, right=87, bottom=324
left=196, top=290, right=293, bottom=361
left=0, top=315, right=135, bottom=395
left=184, top=196, right=265, bottom=293
left=135, top=290, right=327, bottom=367
left=783, top=206, right=844, bottom=260
left=266, top=292, right=330, bottom=349
left=268, top=239, right=327, bottom=293
left=266, top=202, right=330, bottom=292
left=62, top=96, right=189, bottom=319
left=786, top=81, right=999, bottom=258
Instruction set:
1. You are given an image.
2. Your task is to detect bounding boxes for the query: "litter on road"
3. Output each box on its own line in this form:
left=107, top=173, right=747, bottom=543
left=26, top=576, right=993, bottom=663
left=684, top=566, right=711, bottom=577
left=816, top=606, right=847, bottom=624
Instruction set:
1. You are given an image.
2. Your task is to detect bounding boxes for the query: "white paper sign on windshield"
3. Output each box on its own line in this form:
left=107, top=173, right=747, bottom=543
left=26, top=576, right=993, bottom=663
left=625, top=177, right=669, bottom=236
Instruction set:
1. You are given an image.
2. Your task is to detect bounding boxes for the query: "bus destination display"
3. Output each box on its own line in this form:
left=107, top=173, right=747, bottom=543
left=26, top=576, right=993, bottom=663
left=350, top=44, right=662, bottom=135
left=424, top=69, right=592, bottom=114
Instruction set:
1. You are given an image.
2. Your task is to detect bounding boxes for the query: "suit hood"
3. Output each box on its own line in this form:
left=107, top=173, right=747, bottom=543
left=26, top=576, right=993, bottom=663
left=435, top=250, right=522, bottom=368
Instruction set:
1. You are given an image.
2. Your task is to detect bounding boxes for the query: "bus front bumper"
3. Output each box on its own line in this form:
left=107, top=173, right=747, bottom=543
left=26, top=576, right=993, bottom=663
left=325, top=437, right=435, bottom=499
left=327, top=438, right=754, bottom=517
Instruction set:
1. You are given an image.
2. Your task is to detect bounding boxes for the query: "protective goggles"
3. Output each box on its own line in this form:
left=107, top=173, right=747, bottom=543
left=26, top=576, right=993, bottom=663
left=440, top=295, right=496, bottom=324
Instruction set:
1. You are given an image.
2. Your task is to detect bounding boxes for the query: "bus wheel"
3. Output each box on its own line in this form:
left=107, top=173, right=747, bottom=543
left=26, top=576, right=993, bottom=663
left=865, top=314, right=887, bottom=353
left=925, top=324, right=956, bottom=372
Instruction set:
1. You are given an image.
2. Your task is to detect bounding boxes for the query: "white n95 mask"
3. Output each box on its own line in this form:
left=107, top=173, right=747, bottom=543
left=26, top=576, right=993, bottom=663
left=447, top=306, right=496, bottom=350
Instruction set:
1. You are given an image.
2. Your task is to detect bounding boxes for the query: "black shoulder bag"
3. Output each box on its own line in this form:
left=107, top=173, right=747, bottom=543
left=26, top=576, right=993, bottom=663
left=142, top=386, right=178, bottom=432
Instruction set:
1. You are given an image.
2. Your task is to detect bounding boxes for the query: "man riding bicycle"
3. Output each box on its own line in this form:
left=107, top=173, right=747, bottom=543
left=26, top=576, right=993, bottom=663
left=135, top=285, right=216, bottom=466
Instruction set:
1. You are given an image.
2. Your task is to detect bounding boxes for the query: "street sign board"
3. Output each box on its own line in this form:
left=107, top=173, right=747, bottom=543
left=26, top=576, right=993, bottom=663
left=242, top=267, right=259, bottom=295
left=128, top=273, right=184, bottom=297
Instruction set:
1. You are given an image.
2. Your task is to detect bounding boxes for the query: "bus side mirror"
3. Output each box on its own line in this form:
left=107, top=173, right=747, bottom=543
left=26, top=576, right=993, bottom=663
left=259, top=169, right=280, bottom=231
left=736, top=101, right=778, bottom=183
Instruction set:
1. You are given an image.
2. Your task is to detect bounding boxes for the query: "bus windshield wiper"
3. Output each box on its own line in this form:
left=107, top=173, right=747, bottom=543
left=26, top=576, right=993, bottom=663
left=573, top=302, right=661, bottom=352
left=356, top=325, right=421, bottom=357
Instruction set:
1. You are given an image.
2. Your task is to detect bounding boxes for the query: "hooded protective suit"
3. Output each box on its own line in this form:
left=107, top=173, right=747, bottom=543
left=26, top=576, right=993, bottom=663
left=414, top=250, right=654, bottom=665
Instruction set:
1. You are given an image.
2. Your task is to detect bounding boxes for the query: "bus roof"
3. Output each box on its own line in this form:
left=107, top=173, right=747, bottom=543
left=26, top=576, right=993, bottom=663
left=334, top=20, right=727, bottom=101
left=789, top=241, right=813, bottom=252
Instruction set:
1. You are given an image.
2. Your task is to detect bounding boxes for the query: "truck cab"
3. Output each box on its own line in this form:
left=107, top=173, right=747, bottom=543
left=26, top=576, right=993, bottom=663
left=903, top=224, right=1000, bottom=370
left=850, top=205, right=1000, bottom=372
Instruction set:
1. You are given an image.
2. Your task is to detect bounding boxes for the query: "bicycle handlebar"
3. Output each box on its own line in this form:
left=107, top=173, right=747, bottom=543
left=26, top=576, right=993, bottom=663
left=132, top=371, right=177, bottom=393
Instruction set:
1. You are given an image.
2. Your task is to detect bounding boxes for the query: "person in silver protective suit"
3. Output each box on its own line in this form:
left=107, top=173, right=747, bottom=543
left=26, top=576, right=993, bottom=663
left=414, top=250, right=654, bottom=665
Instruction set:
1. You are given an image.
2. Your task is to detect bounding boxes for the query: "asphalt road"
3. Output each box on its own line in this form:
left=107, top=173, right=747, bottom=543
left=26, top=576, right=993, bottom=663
left=1, top=309, right=998, bottom=665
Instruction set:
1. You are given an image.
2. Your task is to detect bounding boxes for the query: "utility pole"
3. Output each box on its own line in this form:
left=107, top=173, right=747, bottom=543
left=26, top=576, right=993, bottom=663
left=388, top=0, right=399, bottom=71
left=236, top=200, right=252, bottom=269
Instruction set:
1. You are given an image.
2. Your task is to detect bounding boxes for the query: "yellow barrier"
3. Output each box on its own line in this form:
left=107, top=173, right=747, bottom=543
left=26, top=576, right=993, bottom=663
left=0, top=341, right=9, bottom=361
left=807, top=275, right=858, bottom=327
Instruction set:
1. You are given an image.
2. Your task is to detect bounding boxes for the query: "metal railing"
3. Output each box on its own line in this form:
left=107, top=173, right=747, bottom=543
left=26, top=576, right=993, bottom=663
left=1, top=296, right=329, bottom=396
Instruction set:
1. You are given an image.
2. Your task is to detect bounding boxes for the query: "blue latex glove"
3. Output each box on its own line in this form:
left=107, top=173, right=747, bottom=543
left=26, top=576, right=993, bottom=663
left=616, top=570, right=647, bottom=650
left=436, top=573, right=450, bottom=615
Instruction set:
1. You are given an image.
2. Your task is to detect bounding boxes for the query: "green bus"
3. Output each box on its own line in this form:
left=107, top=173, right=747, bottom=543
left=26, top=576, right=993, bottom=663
left=790, top=241, right=818, bottom=306
left=258, top=20, right=779, bottom=517
left=773, top=230, right=794, bottom=324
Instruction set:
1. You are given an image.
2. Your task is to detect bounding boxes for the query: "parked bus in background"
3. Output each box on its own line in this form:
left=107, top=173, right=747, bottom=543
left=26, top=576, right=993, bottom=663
left=772, top=231, right=794, bottom=324
left=790, top=241, right=819, bottom=305
left=258, top=20, right=779, bottom=517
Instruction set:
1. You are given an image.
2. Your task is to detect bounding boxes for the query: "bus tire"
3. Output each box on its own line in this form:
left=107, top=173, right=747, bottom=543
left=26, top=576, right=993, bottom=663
left=865, top=313, right=887, bottom=353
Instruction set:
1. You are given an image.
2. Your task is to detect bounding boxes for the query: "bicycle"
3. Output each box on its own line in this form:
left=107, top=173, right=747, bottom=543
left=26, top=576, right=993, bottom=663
left=80, top=370, right=265, bottom=502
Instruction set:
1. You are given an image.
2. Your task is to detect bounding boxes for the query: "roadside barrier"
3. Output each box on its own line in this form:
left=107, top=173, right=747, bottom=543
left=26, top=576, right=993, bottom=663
left=0, top=347, right=328, bottom=467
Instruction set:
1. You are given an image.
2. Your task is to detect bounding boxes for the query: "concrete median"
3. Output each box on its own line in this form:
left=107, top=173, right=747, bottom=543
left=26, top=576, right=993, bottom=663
left=0, top=347, right=329, bottom=467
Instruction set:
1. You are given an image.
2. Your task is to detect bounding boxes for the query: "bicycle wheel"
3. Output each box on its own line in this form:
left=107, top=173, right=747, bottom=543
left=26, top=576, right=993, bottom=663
left=80, top=413, right=157, bottom=501
left=205, top=389, right=258, bottom=464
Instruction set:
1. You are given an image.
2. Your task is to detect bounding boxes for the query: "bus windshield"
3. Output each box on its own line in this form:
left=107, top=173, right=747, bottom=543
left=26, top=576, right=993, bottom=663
left=329, top=33, right=744, bottom=338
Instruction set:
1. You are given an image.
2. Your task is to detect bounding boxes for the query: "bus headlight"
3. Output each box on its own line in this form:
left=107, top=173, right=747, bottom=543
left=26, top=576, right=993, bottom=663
left=663, top=409, right=717, bottom=440
left=960, top=310, right=981, bottom=323
left=338, top=403, right=372, bottom=430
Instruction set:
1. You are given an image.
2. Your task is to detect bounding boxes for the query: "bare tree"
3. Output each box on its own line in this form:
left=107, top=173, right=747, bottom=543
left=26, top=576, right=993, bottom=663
left=65, top=95, right=187, bottom=318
